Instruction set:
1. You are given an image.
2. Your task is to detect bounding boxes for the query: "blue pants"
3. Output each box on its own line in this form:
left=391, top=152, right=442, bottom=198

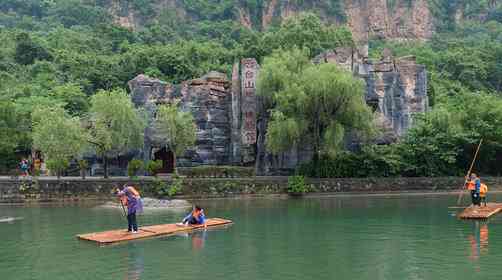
left=127, top=212, right=138, bottom=231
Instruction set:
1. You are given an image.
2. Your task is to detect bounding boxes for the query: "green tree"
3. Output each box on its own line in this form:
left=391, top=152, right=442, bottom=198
left=154, top=102, right=196, bottom=172
left=49, top=83, right=89, bottom=116
left=88, top=89, right=146, bottom=178
left=258, top=48, right=374, bottom=160
left=0, top=101, right=25, bottom=170
left=261, top=13, right=353, bottom=58
left=14, top=32, right=51, bottom=65
left=32, top=106, right=87, bottom=178
left=399, top=107, right=469, bottom=176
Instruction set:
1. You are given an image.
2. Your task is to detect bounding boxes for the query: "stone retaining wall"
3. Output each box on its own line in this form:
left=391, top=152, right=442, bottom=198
left=2, top=176, right=502, bottom=203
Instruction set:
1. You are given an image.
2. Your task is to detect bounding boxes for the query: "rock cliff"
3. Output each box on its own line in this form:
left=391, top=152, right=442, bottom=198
left=128, top=48, right=428, bottom=174
left=104, top=0, right=496, bottom=42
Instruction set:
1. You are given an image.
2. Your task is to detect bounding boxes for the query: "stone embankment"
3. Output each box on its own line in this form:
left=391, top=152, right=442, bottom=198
left=2, top=176, right=502, bottom=203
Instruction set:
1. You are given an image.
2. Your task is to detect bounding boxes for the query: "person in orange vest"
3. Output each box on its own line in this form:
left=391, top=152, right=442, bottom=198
left=480, top=182, right=488, bottom=207
left=466, top=174, right=477, bottom=206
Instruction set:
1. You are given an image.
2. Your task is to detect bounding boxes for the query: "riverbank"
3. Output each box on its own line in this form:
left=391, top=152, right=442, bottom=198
left=2, top=176, right=502, bottom=203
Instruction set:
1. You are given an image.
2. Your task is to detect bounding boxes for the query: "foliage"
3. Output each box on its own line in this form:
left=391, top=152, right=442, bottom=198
left=287, top=175, right=309, bottom=194
left=154, top=102, right=196, bottom=170
left=127, top=159, right=143, bottom=178
left=31, top=106, right=87, bottom=178
left=78, top=159, right=88, bottom=170
left=258, top=48, right=375, bottom=157
left=261, top=13, right=353, bottom=58
left=152, top=175, right=183, bottom=197
left=145, top=160, right=163, bottom=176
left=88, top=89, right=145, bottom=156
left=88, top=89, right=145, bottom=177
left=168, top=174, right=184, bottom=197
left=178, top=165, right=255, bottom=178
left=14, top=32, right=51, bottom=65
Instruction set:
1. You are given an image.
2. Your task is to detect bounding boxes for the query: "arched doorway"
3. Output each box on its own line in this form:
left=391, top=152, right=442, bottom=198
left=154, top=147, right=174, bottom=174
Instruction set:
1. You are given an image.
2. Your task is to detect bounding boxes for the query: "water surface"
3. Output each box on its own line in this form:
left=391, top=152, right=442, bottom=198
left=1, top=194, right=502, bottom=280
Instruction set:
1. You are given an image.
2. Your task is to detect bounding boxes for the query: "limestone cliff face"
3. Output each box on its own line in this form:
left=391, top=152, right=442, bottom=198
left=128, top=60, right=259, bottom=168
left=105, top=0, right=497, bottom=42
left=344, top=0, right=434, bottom=42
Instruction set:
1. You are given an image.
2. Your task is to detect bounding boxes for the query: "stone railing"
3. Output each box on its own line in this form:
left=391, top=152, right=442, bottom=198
left=2, top=176, right=502, bottom=203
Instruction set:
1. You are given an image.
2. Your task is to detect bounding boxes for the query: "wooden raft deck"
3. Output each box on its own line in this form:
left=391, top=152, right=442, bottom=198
left=77, top=218, right=232, bottom=244
left=458, top=203, right=502, bottom=219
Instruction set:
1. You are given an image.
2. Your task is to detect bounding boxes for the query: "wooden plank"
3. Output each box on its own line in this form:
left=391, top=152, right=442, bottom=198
left=77, top=218, right=232, bottom=244
left=458, top=203, right=502, bottom=219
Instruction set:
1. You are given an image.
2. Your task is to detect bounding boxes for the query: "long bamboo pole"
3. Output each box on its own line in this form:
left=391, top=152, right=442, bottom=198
left=457, top=139, right=483, bottom=205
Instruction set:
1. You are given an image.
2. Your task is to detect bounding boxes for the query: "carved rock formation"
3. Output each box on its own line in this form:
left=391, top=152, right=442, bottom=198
left=128, top=60, right=259, bottom=168
left=314, top=46, right=429, bottom=141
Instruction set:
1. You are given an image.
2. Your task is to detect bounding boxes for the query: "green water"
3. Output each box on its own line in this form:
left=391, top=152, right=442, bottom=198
left=1, top=194, right=502, bottom=280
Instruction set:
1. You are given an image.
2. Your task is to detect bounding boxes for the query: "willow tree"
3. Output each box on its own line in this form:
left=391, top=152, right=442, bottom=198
left=32, top=106, right=87, bottom=178
left=257, top=48, right=375, bottom=161
left=88, top=89, right=145, bottom=178
left=154, top=102, right=196, bottom=173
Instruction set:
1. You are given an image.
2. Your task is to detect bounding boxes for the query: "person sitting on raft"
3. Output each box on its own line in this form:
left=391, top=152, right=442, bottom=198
left=116, top=184, right=143, bottom=233
left=180, top=206, right=207, bottom=228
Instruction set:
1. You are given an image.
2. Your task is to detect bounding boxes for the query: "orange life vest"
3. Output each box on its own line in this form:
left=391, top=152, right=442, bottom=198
left=480, top=184, right=488, bottom=197
left=467, top=181, right=475, bottom=191
left=128, top=186, right=140, bottom=197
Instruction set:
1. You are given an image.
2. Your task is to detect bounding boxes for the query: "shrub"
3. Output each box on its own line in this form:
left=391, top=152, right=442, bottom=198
left=152, top=175, right=183, bottom=197
left=168, top=174, right=183, bottom=197
left=287, top=175, right=309, bottom=194
left=178, top=165, right=255, bottom=178
left=145, top=160, right=163, bottom=176
left=78, top=159, right=88, bottom=179
left=127, top=159, right=143, bottom=177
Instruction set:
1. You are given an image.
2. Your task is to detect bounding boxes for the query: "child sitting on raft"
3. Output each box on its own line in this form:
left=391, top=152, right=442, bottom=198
left=179, top=206, right=206, bottom=228
left=116, top=184, right=143, bottom=233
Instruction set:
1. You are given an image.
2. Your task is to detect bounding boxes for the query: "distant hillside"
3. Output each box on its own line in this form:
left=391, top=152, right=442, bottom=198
left=1, top=0, right=501, bottom=42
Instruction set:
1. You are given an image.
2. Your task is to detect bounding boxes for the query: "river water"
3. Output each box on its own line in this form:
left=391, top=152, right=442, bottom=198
left=1, top=194, right=502, bottom=280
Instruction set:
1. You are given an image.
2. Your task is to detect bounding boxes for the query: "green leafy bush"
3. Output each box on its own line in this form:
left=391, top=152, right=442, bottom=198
left=153, top=175, right=183, bottom=197
left=178, top=166, right=255, bottom=178
left=287, top=175, right=309, bottom=194
left=127, top=159, right=143, bottom=177
left=145, top=160, right=163, bottom=176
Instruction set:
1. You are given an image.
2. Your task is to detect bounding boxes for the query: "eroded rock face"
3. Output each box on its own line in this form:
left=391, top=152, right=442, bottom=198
left=129, top=72, right=233, bottom=166
left=345, top=0, right=434, bottom=42
left=314, top=46, right=429, bottom=141
left=129, top=61, right=259, bottom=168
left=128, top=49, right=427, bottom=174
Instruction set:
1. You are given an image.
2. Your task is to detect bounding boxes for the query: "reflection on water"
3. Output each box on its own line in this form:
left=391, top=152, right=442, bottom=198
left=468, top=221, right=489, bottom=262
left=3, top=194, right=502, bottom=280
left=124, top=244, right=143, bottom=280
left=191, top=230, right=207, bottom=251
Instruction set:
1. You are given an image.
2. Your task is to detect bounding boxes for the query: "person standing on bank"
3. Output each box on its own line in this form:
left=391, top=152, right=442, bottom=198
left=116, top=184, right=143, bottom=233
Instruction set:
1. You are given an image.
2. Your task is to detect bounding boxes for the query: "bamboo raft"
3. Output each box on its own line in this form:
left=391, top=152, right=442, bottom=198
left=77, top=218, right=232, bottom=245
left=458, top=203, right=502, bottom=219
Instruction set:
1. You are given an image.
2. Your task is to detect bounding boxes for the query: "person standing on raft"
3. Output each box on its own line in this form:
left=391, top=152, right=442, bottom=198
left=180, top=206, right=207, bottom=228
left=466, top=174, right=477, bottom=206
left=467, top=173, right=482, bottom=207
left=116, top=184, right=143, bottom=233
left=480, top=181, right=488, bottom=207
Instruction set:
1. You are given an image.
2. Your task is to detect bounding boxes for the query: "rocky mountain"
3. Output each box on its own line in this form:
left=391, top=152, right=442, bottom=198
left=102, top=0, right=499, bottom=42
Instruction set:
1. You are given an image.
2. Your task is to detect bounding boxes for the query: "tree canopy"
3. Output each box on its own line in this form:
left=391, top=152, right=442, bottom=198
left=32, top=106, right=87, bottom=177
left=258, top=48, right=375, bottom=157
left=88, top=89, right=146, bottom=177
left=154, top=102, right=197, bottom=171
